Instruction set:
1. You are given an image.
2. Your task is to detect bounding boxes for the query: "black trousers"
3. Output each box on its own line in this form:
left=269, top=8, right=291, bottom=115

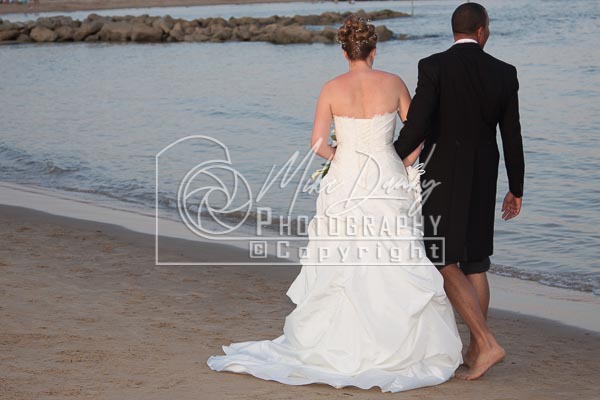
left=434, top=256, right=491, bottom=275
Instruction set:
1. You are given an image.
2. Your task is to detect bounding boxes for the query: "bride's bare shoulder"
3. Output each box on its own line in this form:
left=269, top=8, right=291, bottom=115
left=317, top=77, right=340, bottom=98
left=374, top=70, right=406, bottom=85
left=318, top=74, right=352, bottom=97
left=324, top=72, right=352, bottom=86
left=322, top=70, right=406, bottom=92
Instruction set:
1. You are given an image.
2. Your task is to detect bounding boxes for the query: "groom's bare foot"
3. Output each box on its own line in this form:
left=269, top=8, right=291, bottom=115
left=462, top=344, right=478, bottom=367
left=456, top=344, right=505, bottom=380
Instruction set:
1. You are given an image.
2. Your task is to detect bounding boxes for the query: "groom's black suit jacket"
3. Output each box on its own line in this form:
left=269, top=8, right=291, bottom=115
left=394, top=42, right=524, bottom=266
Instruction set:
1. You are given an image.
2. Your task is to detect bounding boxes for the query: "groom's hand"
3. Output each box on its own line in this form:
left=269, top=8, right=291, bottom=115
left=501, top=191, right=522, bottom=221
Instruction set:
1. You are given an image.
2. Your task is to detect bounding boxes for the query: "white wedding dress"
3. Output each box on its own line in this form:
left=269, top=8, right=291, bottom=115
left=207, top=111, right=463, bottom=392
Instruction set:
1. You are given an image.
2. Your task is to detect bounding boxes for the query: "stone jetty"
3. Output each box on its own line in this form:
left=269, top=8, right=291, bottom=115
left=0, top=9, right=409, bottom=44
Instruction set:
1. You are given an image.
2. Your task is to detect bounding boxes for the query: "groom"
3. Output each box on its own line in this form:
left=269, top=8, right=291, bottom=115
left=395, top=3, right=524, bottom=380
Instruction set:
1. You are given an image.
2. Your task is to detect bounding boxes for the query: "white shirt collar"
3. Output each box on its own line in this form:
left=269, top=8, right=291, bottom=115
left=454, top=38, right=478, bottom=45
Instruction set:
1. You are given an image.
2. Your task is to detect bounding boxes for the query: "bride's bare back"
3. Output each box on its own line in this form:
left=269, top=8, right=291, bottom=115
left=328, top=69, right=411, bottom=120
left=310, top=67, right=412, bottom=161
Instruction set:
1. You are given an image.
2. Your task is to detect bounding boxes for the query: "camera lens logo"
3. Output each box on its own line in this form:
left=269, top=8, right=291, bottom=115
left=177, top=146, right=252, bottom=238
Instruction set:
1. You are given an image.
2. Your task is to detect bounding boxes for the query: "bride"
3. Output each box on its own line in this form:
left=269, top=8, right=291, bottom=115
left=207, top=15, right=463, bottom=392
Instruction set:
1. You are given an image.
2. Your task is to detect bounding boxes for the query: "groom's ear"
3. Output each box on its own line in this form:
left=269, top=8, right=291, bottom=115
left=476, top=24, right=489, bottom=48
left=477, top=26, right=484, bottom=38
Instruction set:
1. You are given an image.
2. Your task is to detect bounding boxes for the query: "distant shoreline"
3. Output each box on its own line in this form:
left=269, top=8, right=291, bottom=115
left=0, top=0, right=304, bottom=16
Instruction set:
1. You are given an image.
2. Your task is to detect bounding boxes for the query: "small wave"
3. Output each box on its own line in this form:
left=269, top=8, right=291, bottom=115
left=580, top=65, right=598, bottom=74
left=45, top=161, right=80, bottom=175
left=404, top=34, right=443, bottom=41
left=491, top=263, right=599, bottom=295
left=57, top=185, right=149, bottom=205
left=0, top=144, right=84, bottom=177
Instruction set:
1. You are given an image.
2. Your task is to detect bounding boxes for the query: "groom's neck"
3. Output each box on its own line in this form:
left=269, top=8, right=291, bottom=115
left=454, top=33, right=478, bottom=42
left=453, top=33, right=485, bottom=48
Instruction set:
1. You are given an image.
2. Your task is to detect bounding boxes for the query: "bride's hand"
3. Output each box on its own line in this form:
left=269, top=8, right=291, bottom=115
left=402, top=141, right=424, bottom=167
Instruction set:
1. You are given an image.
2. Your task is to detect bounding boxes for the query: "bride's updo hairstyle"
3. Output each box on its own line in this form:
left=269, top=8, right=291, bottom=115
left=337, top=14, right=378, bottom=61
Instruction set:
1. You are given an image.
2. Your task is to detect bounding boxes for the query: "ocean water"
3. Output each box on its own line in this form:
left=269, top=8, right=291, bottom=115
left=0, top=0, right=598, bottom=294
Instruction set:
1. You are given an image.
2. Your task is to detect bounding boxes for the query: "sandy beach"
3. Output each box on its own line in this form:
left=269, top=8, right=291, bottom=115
left=0, top=201, right=599, bottom=399
left=0, top=0, right=300, bottom=15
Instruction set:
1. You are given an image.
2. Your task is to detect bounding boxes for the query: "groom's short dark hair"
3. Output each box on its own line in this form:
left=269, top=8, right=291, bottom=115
left=452, top=3, right=488, bottom=34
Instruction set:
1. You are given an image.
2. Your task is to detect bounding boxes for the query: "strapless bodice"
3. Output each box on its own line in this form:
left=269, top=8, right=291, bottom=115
left=332, top=111, right=397, bottom=152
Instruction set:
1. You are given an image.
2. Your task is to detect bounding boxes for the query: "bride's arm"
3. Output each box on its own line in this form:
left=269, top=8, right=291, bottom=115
left=310, top=83, right=335, bottom=160
left=397, top=78, right=423, bottom=167
left=402, top=142, right=423, bottom=167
